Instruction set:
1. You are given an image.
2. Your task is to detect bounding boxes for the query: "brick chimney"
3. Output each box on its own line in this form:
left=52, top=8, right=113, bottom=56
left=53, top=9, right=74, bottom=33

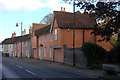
left=61, top=7, right=63, bottom=11
left=61, top=7, right=66, bottom=12
left=12, top=32, right=16, bottom=38
left=63, top=7, right=65, bottom=12
left=83, top=9, right=88, bottom=14
left=22, top=29, right=26, bottom=35
left=29, top=26, right=32, bottom=34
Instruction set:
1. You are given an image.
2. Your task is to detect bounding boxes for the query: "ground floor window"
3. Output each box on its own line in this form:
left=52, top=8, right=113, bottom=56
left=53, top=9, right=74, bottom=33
left=50, top=47, right=52, bottom=58
left=39, top=47, right=43, bottom=60
left=44, top=47, right=46, bottom=58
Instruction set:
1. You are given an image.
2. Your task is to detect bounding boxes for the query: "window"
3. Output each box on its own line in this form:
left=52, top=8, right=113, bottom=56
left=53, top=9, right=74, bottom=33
left=50, top=32, right=52, bottom=41
left=26, top=41, right=27, bottom=47
left=45, top=34, right=46, bottom=42
left=22, top=42, right=24, bottom=46
left=15, top=44, right=16, bottom=48
left=55, top=29, right=57, bottom=40
left=39, top=48, right=40, bottom=57
left=44, top=47, right=46, bottom=58
left=39, top=36, right=41, bottom=44
left=19, top=43, right=21, bottom=46
left=50, top=47, right=52, bottom=58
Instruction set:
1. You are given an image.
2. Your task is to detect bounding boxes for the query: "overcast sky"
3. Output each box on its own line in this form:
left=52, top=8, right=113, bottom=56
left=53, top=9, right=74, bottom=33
left=0, top=0, right=80, bottom=42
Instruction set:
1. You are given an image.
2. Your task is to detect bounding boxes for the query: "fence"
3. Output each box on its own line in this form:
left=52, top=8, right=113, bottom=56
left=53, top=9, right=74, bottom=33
left=63, top=45, right=87, bottom=68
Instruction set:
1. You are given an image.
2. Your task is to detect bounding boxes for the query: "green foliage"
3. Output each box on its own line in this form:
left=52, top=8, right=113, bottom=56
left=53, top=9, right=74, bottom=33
left=77, top=2, right=120, bottom=42
left=108, top=42, right=120, bottom=64
left=81, top=42, right=107, bottom=67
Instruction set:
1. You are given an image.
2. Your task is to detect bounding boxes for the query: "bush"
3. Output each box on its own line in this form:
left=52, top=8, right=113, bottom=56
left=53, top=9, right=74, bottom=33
left=81, top=42, right=107, bottom=67
left=109, top=42, right=120, bottom=64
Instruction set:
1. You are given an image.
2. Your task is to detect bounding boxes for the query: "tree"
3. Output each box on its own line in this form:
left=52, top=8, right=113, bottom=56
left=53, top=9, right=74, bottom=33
left=77, top=2, right=120, bottom=42
left=40, top=13, right=53, bottom=24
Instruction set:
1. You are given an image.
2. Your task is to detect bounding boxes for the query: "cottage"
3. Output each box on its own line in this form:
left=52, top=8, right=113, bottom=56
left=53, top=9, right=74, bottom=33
left=31, top=23, right=49, bottom=58
left=34, top=11, right=113, bottom=63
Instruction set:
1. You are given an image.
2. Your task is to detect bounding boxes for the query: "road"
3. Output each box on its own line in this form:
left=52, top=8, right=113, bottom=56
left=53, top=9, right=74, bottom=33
left=1, top=57, right=98, bottom=80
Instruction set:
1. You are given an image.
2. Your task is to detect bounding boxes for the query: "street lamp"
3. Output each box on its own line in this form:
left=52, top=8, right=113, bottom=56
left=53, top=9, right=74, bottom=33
left=16, top=22, right=23, bottom=59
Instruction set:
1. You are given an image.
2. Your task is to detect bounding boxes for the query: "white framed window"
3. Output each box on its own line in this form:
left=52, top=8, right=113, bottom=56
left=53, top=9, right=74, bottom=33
left=15, top=44, right=16, bottom=48
left=50, top=32, right=52, bottom=41
left=39, top=48, right=41, bottom=57
left=39, top=36, right=41, bottom=44
left=50, top=46, right=52, bottom=58
left=19, top=43, right=21, bottom=46
left=26, top=41, right=27, bottom=47
left=44, top=47, right=46, bottom=58
left=22, top=42, right=24, bottom=46
left=55, top=29, right=57, bottom=40
left=45, top=34, right=46, bottom=42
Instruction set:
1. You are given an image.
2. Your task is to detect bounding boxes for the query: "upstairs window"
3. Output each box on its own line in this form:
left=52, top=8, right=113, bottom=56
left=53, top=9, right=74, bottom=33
left=15, top=44, right=16, bottom=48
left=45, top=34, right=46, bottom=42
left=55, top=29, right=57, bottom=40
left=39, top=36, right=41, bottom=44
left=50, top=32, right=52, bottom=41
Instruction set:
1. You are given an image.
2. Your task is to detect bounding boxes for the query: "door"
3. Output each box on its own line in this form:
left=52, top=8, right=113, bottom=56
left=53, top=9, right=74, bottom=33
left=54, top=48, right=64, bottom=63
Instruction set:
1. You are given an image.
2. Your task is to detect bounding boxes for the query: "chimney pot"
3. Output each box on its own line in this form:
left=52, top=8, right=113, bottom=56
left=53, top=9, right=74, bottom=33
left=61, top=7, right=63, bottom=11
left=64, top=7, right=65, bottom=11
left=84, top=9, right=88, bottom=14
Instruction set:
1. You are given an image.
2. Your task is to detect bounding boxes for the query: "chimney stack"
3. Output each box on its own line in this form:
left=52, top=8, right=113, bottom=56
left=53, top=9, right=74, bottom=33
left=12, top=32, right=16, bottom=38
left=61, top=7, right=63, bottom=11
left=64, top=7, right=65, bottom=12
left=84, top=9, right=88, bottom=14
left=61, top=7, right=66, bottom=12
left=29, top=26, right=32, bottom=34
left=22, top=29, right=26, bottom=35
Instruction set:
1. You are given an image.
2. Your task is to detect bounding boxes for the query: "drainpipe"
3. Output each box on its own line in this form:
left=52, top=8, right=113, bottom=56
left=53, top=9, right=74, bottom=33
left=83, top=26, right=85, bottom=44
left=37, top=36, right=39, bottom=59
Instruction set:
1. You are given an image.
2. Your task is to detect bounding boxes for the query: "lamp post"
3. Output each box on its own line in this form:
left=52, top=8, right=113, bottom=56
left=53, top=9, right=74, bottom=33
left=73, top=0, right=76, bottom=66
left=16, top=22, right=22, bottom=59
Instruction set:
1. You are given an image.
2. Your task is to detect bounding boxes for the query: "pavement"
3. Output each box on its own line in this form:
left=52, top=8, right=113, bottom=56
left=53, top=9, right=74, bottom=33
left=12, top=57, right=105, bottom=79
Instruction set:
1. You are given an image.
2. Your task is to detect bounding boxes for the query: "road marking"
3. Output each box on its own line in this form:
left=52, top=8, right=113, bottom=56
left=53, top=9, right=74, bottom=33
left=16, top=65, right=23, bottom=69
left=25, top=70, right=36, bottom=75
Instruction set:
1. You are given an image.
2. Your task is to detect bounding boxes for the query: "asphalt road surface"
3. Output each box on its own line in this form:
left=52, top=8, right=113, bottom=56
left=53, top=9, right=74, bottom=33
left=1, top=57, right=99, bottom=80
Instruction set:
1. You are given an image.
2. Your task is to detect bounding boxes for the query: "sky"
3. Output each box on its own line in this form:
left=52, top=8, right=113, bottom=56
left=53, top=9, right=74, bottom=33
left=0, top=0, right=81, bottom=42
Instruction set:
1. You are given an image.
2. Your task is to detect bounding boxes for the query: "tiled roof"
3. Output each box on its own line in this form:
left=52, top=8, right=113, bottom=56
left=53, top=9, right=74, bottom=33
left=2, top=34, right=31, bottom=44
left=2, top=37, right=16, bottom=44
left=33, top=23, right=50, bottom=31
left=35, top=25, right=51, bottom=37
left=14, top=34, right=31, bottom=43
left=54, top=11, right=96, bottom=29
